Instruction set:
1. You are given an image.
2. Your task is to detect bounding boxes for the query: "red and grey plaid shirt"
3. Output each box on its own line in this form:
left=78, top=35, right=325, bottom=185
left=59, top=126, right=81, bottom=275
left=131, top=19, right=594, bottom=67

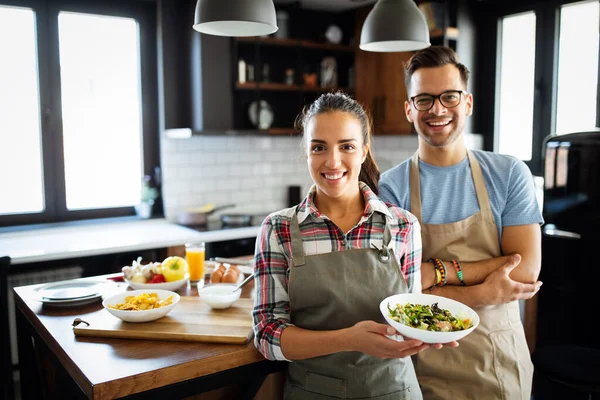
left=252, top=182, right=422, bottom=361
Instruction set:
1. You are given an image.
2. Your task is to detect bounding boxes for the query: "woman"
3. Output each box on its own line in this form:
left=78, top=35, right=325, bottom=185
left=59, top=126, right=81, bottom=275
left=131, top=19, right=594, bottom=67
left=252, top=92, right=446, bottom=399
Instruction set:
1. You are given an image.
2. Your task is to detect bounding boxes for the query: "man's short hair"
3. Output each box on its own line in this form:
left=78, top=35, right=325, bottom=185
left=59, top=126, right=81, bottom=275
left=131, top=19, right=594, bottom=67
left=404, top=46, right=470, bottom=91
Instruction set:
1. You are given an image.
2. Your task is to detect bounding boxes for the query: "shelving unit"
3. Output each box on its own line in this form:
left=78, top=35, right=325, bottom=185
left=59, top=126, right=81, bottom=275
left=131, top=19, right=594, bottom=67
left=231, top=35, right=356, bottom=134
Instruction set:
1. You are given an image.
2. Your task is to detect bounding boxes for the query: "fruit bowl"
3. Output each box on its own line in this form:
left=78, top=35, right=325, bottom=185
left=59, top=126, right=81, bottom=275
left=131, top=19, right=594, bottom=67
left=125, top=273, right=189, bottom=291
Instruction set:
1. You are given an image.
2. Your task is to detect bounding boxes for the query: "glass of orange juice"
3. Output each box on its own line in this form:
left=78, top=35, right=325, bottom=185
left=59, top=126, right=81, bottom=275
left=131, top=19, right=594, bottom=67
left=185, top=242, right=205, bottom=287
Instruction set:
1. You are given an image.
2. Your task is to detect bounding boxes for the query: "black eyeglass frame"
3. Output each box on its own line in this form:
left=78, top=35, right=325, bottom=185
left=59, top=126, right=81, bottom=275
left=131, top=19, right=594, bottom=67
left=409, top=90, right=468, bottom=111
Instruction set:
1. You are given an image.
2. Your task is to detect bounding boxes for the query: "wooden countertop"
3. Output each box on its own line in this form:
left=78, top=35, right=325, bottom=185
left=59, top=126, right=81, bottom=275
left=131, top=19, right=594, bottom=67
left=13, top=274, right=282, bottom=399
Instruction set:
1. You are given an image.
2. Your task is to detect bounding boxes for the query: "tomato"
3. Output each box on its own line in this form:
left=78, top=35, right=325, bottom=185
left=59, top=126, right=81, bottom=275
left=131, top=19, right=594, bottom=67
left=149, top=274, right=166, bottom=283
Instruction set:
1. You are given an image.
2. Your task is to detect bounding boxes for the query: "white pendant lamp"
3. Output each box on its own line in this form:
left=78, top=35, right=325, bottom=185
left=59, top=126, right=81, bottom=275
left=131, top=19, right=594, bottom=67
left=193, top=0, right=278, bottom=37
left=360, top=0, right=431, bottom=52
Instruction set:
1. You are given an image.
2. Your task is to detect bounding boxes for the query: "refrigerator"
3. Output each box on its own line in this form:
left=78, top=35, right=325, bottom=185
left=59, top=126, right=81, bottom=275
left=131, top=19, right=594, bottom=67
left=532, top=129, right=600, bottom=399
left=537, top=129, right=600, bottom=350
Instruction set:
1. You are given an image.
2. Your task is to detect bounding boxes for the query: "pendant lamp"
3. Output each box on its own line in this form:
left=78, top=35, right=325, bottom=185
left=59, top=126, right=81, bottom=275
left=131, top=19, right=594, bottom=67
left=360, top=0, right=430, bottom=52
left=193, top=0, right=278, bottom=37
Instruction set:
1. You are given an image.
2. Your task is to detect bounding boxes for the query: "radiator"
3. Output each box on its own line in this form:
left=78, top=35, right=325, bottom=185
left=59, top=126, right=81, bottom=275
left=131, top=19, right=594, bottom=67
left=7, top=266, right=83, bottom=366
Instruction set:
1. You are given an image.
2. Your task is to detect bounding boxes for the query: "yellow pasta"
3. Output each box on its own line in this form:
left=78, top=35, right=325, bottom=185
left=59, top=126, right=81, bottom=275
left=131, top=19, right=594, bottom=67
left=108, top=292, right=173, bottom=311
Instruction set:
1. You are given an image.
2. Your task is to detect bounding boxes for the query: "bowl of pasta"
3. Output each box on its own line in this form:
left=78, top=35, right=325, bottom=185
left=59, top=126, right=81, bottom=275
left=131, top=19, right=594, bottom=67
left=379, top=293, right=479, bottom=344
left=103, top=289, right=180, bottom=323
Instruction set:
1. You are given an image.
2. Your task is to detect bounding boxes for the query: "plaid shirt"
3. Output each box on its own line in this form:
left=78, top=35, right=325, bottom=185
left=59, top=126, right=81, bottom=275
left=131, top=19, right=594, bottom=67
left=252, top=182, right=422, bottom=361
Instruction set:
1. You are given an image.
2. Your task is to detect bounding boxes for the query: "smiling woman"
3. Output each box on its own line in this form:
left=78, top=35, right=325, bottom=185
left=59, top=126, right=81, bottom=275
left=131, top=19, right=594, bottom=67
left=0, top=0, right=159, bottom=227
left=251, top=91, right=446, bottom=399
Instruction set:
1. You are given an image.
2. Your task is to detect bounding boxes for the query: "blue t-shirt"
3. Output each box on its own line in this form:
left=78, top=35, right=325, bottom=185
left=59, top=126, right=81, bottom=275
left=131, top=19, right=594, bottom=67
left=379, top=150, right=544, bottom=242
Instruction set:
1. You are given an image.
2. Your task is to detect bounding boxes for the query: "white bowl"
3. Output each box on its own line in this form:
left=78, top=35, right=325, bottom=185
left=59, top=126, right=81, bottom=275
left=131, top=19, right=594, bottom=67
left=198, top=284, right=241, bottom=309
left=103, top=289, right=180, bottom=323
left=379, top=293, right=479, bottom=344
left=125, top=273, right=189, bottom=291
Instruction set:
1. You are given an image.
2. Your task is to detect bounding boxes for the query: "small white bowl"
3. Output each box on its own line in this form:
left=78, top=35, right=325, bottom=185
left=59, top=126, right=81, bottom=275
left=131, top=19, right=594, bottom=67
left=103, top=289, right=180, bottom=323
left=125, top=273, right=189, bottom=291
left=198, top=284, right=241, bottom=309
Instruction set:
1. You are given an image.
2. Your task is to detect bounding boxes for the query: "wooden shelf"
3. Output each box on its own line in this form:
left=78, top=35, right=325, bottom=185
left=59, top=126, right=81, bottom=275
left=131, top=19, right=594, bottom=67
left=236, top=36, right=355, bottom=52
left=267, top=128, right=297, bottom=135
left=236, top=82, right=354, bottom=93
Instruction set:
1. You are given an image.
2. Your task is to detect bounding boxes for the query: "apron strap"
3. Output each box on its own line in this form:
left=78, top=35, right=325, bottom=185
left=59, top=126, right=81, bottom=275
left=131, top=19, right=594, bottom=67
left=409, top=151, right=422, bottom=221
left=410, top=150, right=493, bottom=222
left=290, top=206, right=306, bottom=267
left=466, top=150, right=494, bottom=220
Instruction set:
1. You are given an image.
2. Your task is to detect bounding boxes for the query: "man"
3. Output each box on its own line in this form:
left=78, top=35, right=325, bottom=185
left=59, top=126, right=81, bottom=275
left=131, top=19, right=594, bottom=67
left=379, top=46, right=544, bottom=400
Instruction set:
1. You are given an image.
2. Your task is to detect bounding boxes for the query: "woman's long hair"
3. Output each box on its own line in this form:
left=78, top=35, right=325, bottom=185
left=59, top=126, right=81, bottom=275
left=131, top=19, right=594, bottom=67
left=294, top=91, right=381, bottom=194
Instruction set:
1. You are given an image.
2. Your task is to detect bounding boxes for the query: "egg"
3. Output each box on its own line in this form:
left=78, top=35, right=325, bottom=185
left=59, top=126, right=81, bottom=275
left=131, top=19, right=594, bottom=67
left=227, top=265, right=240, bottom=275
left=211, top=269, right=224, bottom=283
left=221, top=270, right=238, bottom=283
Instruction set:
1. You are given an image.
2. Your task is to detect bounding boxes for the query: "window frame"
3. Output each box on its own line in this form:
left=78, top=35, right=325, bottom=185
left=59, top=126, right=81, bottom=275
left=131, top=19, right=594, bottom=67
left=479, top=0, right=599, bottom=177
left=0, top=0, right=159, bottom=227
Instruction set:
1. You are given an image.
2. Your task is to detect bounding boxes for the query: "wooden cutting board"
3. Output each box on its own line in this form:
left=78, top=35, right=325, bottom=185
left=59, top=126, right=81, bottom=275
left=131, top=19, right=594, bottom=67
left=73, top=296, right=254, bottom=344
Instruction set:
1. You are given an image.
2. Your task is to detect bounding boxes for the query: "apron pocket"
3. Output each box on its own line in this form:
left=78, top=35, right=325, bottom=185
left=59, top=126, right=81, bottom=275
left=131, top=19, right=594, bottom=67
left=287, top=384, right=413, bottom=400
left=490, top=329, right=533, bottom=400
left=305, top=372, right=346, bottom=397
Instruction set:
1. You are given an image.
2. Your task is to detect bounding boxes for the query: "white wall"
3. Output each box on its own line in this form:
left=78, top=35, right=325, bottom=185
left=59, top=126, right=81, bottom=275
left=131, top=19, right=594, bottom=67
left=160, top=133, right=483, bottom=221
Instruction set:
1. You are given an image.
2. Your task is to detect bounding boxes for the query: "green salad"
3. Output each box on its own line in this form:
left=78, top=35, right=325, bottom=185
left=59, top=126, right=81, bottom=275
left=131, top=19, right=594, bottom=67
left=387, top=302, right=473, bottom=332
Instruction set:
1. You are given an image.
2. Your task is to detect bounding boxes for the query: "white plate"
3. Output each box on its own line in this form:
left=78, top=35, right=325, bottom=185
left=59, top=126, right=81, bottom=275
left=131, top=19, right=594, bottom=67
left=379, top=293, right=479, bottom=344
left=248, top=100, right=274, bottom=130
left=125, top=273, right=189, bottom=291
left=205, top=262, right=253, bottom=277
left=103, top=289, right=180, bottom=323
left=35, top=279, right=116, bottom=307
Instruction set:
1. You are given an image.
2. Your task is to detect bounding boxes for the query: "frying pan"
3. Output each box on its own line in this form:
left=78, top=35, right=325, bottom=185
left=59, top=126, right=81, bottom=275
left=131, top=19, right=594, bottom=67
left=177, top=203, right=235, bottom=226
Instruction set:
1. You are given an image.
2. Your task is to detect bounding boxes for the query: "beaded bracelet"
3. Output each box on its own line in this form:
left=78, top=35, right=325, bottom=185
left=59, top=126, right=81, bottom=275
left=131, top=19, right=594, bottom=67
left=452, top=259, right=466, bottom=286
left=430, top=258, right=448, bottom=286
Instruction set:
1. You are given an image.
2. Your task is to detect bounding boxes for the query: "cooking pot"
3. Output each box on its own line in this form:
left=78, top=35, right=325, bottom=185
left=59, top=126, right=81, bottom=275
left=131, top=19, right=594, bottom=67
left=177, top=203, right=235, bottom=226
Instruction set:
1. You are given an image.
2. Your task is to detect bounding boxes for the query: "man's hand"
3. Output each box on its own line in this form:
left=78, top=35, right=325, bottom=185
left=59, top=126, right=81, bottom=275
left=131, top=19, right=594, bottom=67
left=479, top=254, right=542, bottom=306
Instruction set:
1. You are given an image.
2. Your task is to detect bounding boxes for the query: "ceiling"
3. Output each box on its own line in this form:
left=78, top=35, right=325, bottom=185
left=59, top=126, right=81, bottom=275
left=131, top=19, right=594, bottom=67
left=273, top=0, right=377, bottom=12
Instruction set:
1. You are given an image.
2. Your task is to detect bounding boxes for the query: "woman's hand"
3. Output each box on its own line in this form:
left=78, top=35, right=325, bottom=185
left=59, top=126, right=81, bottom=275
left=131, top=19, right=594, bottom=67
left=346, top=321, right=434, bottom=358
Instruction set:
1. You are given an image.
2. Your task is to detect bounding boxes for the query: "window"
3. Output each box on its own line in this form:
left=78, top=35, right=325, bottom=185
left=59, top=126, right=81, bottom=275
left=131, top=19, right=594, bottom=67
left=0, top=6, right=44, bottom=215
left=496, top=12, right=537, bottom=161
left=493, top=0, right=600, bottom=176
left=555, top=1, right=599, bottom=134
left=0, top=0, right=158, bottom=227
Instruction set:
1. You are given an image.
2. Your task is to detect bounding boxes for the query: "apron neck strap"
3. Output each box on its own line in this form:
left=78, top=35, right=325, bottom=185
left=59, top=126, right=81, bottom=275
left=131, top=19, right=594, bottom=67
left=291, top=206, right=306, bottom=267
left=410, top=150, right=493, bottom=220
left=466, top=151, right=493, bottom=215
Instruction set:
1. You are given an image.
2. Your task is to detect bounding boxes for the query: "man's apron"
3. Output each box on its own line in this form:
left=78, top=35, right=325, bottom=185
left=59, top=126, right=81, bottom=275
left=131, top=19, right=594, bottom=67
left=284, top=208, right=422, bottom=399
left=409, top=151, right=533, bottom=400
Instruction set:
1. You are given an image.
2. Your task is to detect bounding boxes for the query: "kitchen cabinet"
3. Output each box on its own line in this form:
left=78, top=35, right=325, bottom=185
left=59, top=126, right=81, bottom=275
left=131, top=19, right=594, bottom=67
left=354, top=6, right=414, bottom=135
left=354, top=1, right=460, bottom=135
left=231, top=7, right=357, bottom=135
left=158, top=0, right=233, bottom=134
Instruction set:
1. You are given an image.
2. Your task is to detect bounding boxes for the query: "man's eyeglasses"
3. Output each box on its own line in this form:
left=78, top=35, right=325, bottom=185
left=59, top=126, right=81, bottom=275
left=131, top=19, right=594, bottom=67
left=410, top=90, right=466, bottom=111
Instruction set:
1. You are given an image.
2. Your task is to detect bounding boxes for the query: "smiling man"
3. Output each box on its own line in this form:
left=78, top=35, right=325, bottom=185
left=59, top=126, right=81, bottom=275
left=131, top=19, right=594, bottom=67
left=379, top=46, right=544, bottom=400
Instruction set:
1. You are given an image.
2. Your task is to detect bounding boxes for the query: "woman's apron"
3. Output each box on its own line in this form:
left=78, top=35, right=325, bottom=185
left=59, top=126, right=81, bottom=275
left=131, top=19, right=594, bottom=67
left=409, top=151, right=533, bottom=400
left=284, top=208, right=422, bottom=400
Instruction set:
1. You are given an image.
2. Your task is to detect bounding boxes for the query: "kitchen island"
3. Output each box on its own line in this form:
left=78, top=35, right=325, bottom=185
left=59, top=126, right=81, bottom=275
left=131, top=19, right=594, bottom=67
left=13, top=274, right=286, bottom=399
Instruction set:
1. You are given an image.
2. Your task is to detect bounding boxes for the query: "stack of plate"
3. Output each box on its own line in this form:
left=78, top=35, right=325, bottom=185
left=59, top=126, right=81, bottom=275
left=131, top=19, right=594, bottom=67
left=35, top=279, right=116, bottom=307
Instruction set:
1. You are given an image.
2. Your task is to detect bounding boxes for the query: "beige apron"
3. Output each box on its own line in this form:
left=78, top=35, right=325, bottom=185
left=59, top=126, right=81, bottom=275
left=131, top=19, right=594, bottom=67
left=410, top=151, right=533, bottom=400
left=284, top=207, right=422, bottom=399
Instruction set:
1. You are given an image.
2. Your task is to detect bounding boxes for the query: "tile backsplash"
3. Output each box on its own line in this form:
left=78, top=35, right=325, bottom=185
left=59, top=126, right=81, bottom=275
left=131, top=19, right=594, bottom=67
left=160, top=133, right=483, bottom=222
